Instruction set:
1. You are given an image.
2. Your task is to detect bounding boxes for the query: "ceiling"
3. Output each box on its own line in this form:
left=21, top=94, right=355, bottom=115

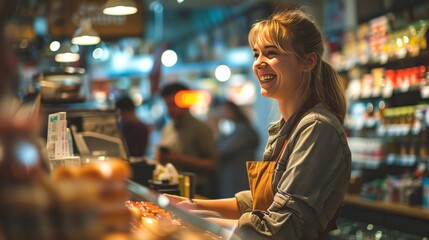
left=6, top=0, right=276, bottom=17
left=5, top=0, right=302, bottom=23
left=2, top=0, right=316, bottom=61
left=4, top=0, right=278, bottom=33
left=156, top=0, right=267, bottom=9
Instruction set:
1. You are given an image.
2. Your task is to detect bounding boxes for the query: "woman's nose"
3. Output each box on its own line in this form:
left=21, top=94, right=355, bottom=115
left=256, top=61, right=267, bottom=68
left=255, top=59, right=267, bottom=68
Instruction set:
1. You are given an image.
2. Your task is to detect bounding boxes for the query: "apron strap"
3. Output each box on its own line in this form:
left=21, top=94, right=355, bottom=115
left=274, top=99, right=319, bottom=163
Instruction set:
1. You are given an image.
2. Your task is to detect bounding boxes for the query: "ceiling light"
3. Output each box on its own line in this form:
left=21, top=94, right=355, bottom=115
left=161, top=49, right=178, bottom=67
left=55, top=41, right=80, bottom=63
left=71, top=19, right=101, bottom=46
left=103, top=0, right=138, bottom=16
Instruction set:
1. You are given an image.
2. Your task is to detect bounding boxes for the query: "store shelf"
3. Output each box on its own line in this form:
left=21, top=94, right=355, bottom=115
left=344, top=194, right=429, bottom=221
left=341, top=194, right=429, bottom=237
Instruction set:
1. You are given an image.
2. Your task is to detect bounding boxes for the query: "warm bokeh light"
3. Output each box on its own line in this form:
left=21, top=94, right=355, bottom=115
left=55, top=52, right=80, bottom=63
left=103, top=6, right=138, bottom=15
left=72, top=35, right=101, bottom=46
left=174, top=90, right=211, bottom=108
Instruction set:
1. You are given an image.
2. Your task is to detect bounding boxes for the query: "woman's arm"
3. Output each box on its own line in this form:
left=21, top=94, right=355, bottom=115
left=164, top=194, right=242, bottom=219
left=190, top=198, right=241, bottom=219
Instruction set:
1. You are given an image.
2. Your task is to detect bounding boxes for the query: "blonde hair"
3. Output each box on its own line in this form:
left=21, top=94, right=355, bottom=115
left=248, top=8, right=346, bottom=124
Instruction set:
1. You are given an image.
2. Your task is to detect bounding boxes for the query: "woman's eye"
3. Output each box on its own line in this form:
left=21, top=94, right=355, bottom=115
left=267, top=51, right=278, bottom=56
left=253, top=53, right=259, bottom=60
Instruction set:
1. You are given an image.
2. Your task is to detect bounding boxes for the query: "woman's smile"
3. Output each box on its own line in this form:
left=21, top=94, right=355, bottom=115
left=257, top=72, right=278, bottom=94
left=259, top=74, right=277, bottom=83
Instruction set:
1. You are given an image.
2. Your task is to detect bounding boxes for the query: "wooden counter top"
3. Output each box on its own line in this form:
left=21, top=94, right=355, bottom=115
left=344, top=194, right=429, bottom=221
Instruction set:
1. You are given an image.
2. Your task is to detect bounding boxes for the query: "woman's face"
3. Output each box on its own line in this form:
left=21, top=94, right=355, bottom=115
left=252, top=40, right=306, bottom=102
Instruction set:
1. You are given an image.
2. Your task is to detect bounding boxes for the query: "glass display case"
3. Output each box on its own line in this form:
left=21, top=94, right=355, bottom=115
left=0, top=158, right=239, bottom=240
left=127, top=180, right=240, bottom=240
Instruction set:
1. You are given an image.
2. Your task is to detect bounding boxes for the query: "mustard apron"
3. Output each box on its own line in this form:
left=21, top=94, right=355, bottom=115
left=246, top=100, right=339, bottom=239
left=246, top=110, right=300, bottom=211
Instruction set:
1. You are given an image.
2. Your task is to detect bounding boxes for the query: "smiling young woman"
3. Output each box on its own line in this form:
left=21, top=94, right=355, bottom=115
left=165, top=8, right=351, bottom=240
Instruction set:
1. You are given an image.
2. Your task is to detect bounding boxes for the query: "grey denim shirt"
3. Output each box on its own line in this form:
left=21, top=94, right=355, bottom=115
left=234, top=103, right=351, bottom=240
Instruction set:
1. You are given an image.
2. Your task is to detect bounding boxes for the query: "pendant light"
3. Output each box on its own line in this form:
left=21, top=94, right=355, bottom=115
left=103, top=0, right=138, bottom=16
left=55, top=41, right=80, bottom=63
left=71, top=19, right=101, bottom=46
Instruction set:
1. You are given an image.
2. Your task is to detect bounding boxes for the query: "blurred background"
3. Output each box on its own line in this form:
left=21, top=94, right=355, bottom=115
left=3, top=0, right=429, bottom=239
left=3, top=0, right=330, bottom=159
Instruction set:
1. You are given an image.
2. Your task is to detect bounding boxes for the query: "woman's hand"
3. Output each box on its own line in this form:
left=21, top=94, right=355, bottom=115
left=162, top=193, right=185, bottom=204
left=162, top=194, right=197, bottom=210
left=176, top=199, right=197, bottom=210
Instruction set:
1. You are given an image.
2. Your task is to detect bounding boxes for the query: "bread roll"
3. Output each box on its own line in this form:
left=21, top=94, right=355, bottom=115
left=51, top=166, right=79, bottom=180
left=79, top=160, right=131, bottom=180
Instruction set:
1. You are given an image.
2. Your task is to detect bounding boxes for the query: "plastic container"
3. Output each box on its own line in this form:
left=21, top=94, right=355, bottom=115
left=32, top=67, right=88, bottom=104
left=422, top=177, right=429, bottom=207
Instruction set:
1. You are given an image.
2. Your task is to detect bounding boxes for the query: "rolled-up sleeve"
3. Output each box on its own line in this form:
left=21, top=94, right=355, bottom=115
left=235, top=116, right=351, bottom=239
left=235, top=190, right=253, bottom=214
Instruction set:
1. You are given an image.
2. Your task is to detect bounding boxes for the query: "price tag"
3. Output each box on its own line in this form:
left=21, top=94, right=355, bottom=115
left=382, top=85, right=393, bottom=98
left=361, top=88, right=372, bottom=99
left=400, top=82, right=410, bottom=92
left=376, top=125, right=386, bottom=136
left=412, top=122, right=421, bottom=135
left=421, top=86, right=429, bottom=99
left=386, top=154, right=395, bottom=165
left=372, top=88, right=381, bottom=97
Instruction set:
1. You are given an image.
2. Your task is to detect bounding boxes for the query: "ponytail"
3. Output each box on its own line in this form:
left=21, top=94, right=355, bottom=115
left=315, top=60, right=347, bottom=124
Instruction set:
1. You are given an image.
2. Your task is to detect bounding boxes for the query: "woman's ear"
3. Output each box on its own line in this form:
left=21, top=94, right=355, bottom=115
left=305, top=52, right=317, bottom=71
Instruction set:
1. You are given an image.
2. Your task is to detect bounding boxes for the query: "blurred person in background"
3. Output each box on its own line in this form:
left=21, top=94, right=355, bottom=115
left=116, top=96, right=151, bottom=159
left=154, top=82, right=218, bottom=198
left=165, top=8, right=351, bottom=239
left=216, top=100, right=259, bottom=198
left=0, top=0, right=18, bottom=99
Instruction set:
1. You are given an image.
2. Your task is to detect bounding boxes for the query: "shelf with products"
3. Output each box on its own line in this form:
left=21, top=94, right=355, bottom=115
left=342, top=24, right=429, bottom=219
left=327, top=0, right=429, bottom=74
left=328, top=1, right=429, bottom=237
left=357, top=0, right=429, bottom=24
left=346, top=97, right=429, bottom=185
left=345, top=89, right=429, bottom=232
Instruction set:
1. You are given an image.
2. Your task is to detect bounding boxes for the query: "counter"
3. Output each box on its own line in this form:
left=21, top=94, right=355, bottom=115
left=340, top=194, right=429, bottom=237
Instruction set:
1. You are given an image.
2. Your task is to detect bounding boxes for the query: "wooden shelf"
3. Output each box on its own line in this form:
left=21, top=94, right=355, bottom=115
left=344, top=194, right=429, bottom=221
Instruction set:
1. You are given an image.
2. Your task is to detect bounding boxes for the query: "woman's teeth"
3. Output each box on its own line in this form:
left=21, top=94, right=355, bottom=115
left=260, top=75, right=276, bottom=82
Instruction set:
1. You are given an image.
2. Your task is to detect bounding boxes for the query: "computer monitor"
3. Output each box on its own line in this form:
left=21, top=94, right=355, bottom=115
left=71, top=125, right=128, bottom=160
left=40, top=104, right=130, bottom=160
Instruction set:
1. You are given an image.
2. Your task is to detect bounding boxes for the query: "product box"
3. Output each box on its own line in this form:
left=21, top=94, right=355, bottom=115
left=423, top=177, right=429, bottom=207
left=46, top=112, right=69, bottom=160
